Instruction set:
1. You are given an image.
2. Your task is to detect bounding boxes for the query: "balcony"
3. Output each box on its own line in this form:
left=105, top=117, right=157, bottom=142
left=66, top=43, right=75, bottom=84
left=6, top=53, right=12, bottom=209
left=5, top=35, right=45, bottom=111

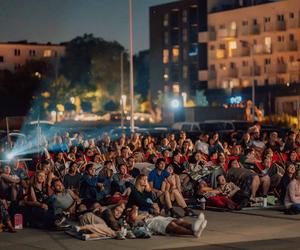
left=288, top=40, right=298, bottom=51
left=288, top=61, right=300, bottom=72
left=217, top=28, right=237, bottom=39
left=241, top=65, right=261, bottom=77
left=231, top=47, right=250, bottom=57
left=208, top=70, right=216, bottom=80
left=209, top=49, right=226, bottom=60
left=241, top=25, right=260, bottom=36
left=287, top=18, right=300, bottom=29
left=220, top=68, right=238, bottom=78
left=276, top=21, right=286, bottom=31
left=209, top=30, right=216, bottom=41
left=264, top=66, right=276, bottom=75
left=276, top=64, right=287, bottom=74
left=253, top=44, right=271, bottom=55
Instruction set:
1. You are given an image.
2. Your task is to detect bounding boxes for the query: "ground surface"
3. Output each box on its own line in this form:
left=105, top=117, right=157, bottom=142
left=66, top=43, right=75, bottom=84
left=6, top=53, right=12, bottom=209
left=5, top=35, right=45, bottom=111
left=1, top=209, right=300, bottom=250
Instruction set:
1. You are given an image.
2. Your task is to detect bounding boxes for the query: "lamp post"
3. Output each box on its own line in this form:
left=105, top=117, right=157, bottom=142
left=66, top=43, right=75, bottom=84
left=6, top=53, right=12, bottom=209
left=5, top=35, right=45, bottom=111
left=120, top=51, right=125, bottom=131
left=129, top=0, right=135, bottom=132
left=240, top=40, right=255, bottom=120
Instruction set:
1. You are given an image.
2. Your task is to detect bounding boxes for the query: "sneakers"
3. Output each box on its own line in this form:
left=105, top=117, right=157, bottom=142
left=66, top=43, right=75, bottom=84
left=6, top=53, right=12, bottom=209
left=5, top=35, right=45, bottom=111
left=192, top=212, right=205, bottom=233
left=194, top=219, right=207, bottom=239
left=81, top=234, right=90, bottom=240
left=72, top=225, right=81, bottom=232
left=54, top=216, right=67, bottom=227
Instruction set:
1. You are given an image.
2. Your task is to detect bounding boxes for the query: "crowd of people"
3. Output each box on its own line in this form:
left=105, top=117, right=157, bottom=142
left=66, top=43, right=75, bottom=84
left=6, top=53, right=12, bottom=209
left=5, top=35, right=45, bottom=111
left=0, top=122, right=300, bottom=240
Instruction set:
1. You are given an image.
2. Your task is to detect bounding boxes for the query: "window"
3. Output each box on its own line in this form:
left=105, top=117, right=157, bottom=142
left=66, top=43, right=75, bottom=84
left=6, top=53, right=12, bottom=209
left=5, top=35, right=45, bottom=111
left=171, top=65, right=180, bottom=82
left=189, top=27, right=198, bottom=43
left=163, top=49, right=169, bottom=64
left=29, top=49, right=36, bottom=56
left=289, top=34, right=295, bottom=41
left=182, top=29, right=188, bottom=42
left=289, top=12, right=294, bottom=19
left=264, top=17, right=271, bottom=23
left=163, top=68, right=169, bottom=81
left=163, top=13, right=169, bottom=27
left=209, top=65, right=216, bottom=71
left=277, top=35, right=285, bottom=42
left=189, top=44, right=198, bottom=57
left=230, top=22, right=237, bottom=30
left=219, top=24, right=225, bottom=29
left=253, top=19, right=257, bottom=25
left=189, top=64, right=197, bottom=82
left=14, top=49, right=20, bottom=56
left=210, top=45, right=215, bottom=50
left=264, top=58, right=271, bottom=65
left=172, top=83, right=180, bottom=94
left=14, top=63, right=21, bottom=70
left=43, top=49, right=52, bottom=57
left=242, top=61, right=249, bottom=67
left=242, top=20, right=248, bottom=26
left=182, top=10, right=187, bottom=23
left=189, top=6, right=197, bottom=25
left=0, top=56, right=3, bottom=62
left=277, top=15, right=284, bottom=21
left=171, top=30, right=179, bottom=45
left=164, top=31, right=169, bottom=45
left=220, top=44, right=226, bottom=49
left=172, top=47, right=180, bottom=63
left=183, top=48, right=188, bottom=61
left=170, top=10, right=179, bottom=27
left=183, top=65, right=188, bottom=79
left=230, top=62, right=236, bottom=69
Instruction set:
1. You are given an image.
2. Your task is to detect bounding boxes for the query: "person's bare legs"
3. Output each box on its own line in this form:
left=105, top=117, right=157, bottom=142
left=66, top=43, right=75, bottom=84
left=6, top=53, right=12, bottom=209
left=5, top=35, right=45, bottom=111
left=165, top=221, right=193, bottom=235
left=11, top=184, right=18, bottom=201
left=164, top=191, right=173, bottom=209
left=173, top=218, right=192, bottom=230
left=172, top=189, right=187, bottom=208
left=251, top=175, right=260, bottom=199
left=260, top=175, right=271, bottom=196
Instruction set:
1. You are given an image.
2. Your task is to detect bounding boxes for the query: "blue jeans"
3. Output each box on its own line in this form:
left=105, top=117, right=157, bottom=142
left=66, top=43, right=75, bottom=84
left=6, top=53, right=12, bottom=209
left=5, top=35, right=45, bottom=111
left=290, top=203, right=300, bottom=213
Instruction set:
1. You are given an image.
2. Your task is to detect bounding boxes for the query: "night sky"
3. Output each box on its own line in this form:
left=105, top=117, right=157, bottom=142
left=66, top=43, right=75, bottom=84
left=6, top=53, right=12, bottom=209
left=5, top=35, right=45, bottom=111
left=0, top=0, right=171, bottom=52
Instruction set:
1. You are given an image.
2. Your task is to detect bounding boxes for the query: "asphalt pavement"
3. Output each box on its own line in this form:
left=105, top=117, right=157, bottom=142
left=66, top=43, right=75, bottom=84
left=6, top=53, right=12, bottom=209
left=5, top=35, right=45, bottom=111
left=0, top=210, right=300, bottom=250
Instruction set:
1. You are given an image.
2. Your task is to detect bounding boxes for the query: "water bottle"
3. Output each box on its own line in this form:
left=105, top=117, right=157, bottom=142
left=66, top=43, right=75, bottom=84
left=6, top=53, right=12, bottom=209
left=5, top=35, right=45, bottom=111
left=199, top=197, right=206, bottom=210
left=263, top=197, right=267, bottom=208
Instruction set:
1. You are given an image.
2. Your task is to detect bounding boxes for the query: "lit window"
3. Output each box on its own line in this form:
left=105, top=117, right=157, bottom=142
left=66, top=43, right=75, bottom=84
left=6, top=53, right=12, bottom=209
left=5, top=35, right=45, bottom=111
left=163, top=68, right=169, bottom=81
left=163, top=13, right=169, bottom=27
left=231, top=22, right=237, bottom=30
left=172, top=84, right=180, bottom=94
left=163, top=49, right=169, bottom=64
left=172, top=47, right=180, bottom=63
left=43, top=50, right=52, bottom=57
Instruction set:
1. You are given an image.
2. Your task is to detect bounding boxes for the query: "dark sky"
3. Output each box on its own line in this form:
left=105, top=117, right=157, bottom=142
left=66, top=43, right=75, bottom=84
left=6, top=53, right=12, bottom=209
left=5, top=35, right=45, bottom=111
left=0, top=0, right=171, bottom=53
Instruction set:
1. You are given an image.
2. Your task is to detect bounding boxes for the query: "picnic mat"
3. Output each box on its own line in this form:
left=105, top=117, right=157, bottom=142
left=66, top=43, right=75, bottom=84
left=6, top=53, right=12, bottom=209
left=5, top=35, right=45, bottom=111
left=65, top=229, right=111, bottom=241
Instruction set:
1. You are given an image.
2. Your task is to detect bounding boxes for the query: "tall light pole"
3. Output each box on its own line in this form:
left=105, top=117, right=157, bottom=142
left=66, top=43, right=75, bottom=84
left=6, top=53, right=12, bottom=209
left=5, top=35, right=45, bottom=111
left=120, top=51, right=125, bottom=131
left=240, top=40, right=255, bottom=120
left=129, top=0, right=135, bottom=132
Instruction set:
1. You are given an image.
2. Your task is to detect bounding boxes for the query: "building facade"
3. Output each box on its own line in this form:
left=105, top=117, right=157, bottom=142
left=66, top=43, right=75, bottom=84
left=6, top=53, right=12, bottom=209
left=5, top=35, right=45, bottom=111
left=149, top=0, right=209, bottom=100
left=150, top=0, right=300, bottom=116
left=0, top=41, right=65, bottom=72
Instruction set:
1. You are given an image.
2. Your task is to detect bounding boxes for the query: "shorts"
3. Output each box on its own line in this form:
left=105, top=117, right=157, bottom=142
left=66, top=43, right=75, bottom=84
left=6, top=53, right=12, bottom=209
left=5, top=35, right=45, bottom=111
left=145, top=216, right=174, bottom=235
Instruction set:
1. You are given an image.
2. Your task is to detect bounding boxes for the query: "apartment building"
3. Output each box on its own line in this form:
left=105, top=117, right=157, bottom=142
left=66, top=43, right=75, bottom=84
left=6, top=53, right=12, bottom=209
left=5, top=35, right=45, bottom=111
left=204, top=0, right=300, bottom=90
left=150, top=0, right=300, bottom=116
left=149, top=0, right=209, bottom=99
left=0, top=41, right=65, bottom=72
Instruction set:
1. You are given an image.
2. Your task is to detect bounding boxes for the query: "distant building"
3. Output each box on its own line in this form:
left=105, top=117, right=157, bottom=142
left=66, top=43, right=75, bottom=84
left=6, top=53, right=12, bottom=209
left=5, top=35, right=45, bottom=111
left=0, top=41, right=65, bottom=72
left=150, top=0, right=300, bottom=116
left=134, top=50, right=150, bottom=100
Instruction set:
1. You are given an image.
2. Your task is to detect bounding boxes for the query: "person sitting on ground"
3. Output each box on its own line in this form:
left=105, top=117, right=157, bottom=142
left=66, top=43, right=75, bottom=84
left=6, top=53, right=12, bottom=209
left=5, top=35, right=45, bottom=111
left=80, top=164, right=107, bottom=205
left=112, top=163, right=134, bottom=195
left=148, top=158, right=180, bottom=218
left=197, top=180, right=238, bottom=210
left=284, top=168, right=300, bottom=214
left=63, top=161, right=81, bottom=193
left=227, top=159, right=270, bottom=202
left=0, top=165, right=20, bottom=201
left=279, top=162, right=296, bottom=204
left=126, top=174, right=160, bottom=215
left=126, top=156, right=140, bottom=178
left=216, top=174, right=249, bottom=207
left=162, top=165, right=196, bottom=216
left=0, top=198, right=16, bottom=233
left=25, top=171, right=53, bottom=229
